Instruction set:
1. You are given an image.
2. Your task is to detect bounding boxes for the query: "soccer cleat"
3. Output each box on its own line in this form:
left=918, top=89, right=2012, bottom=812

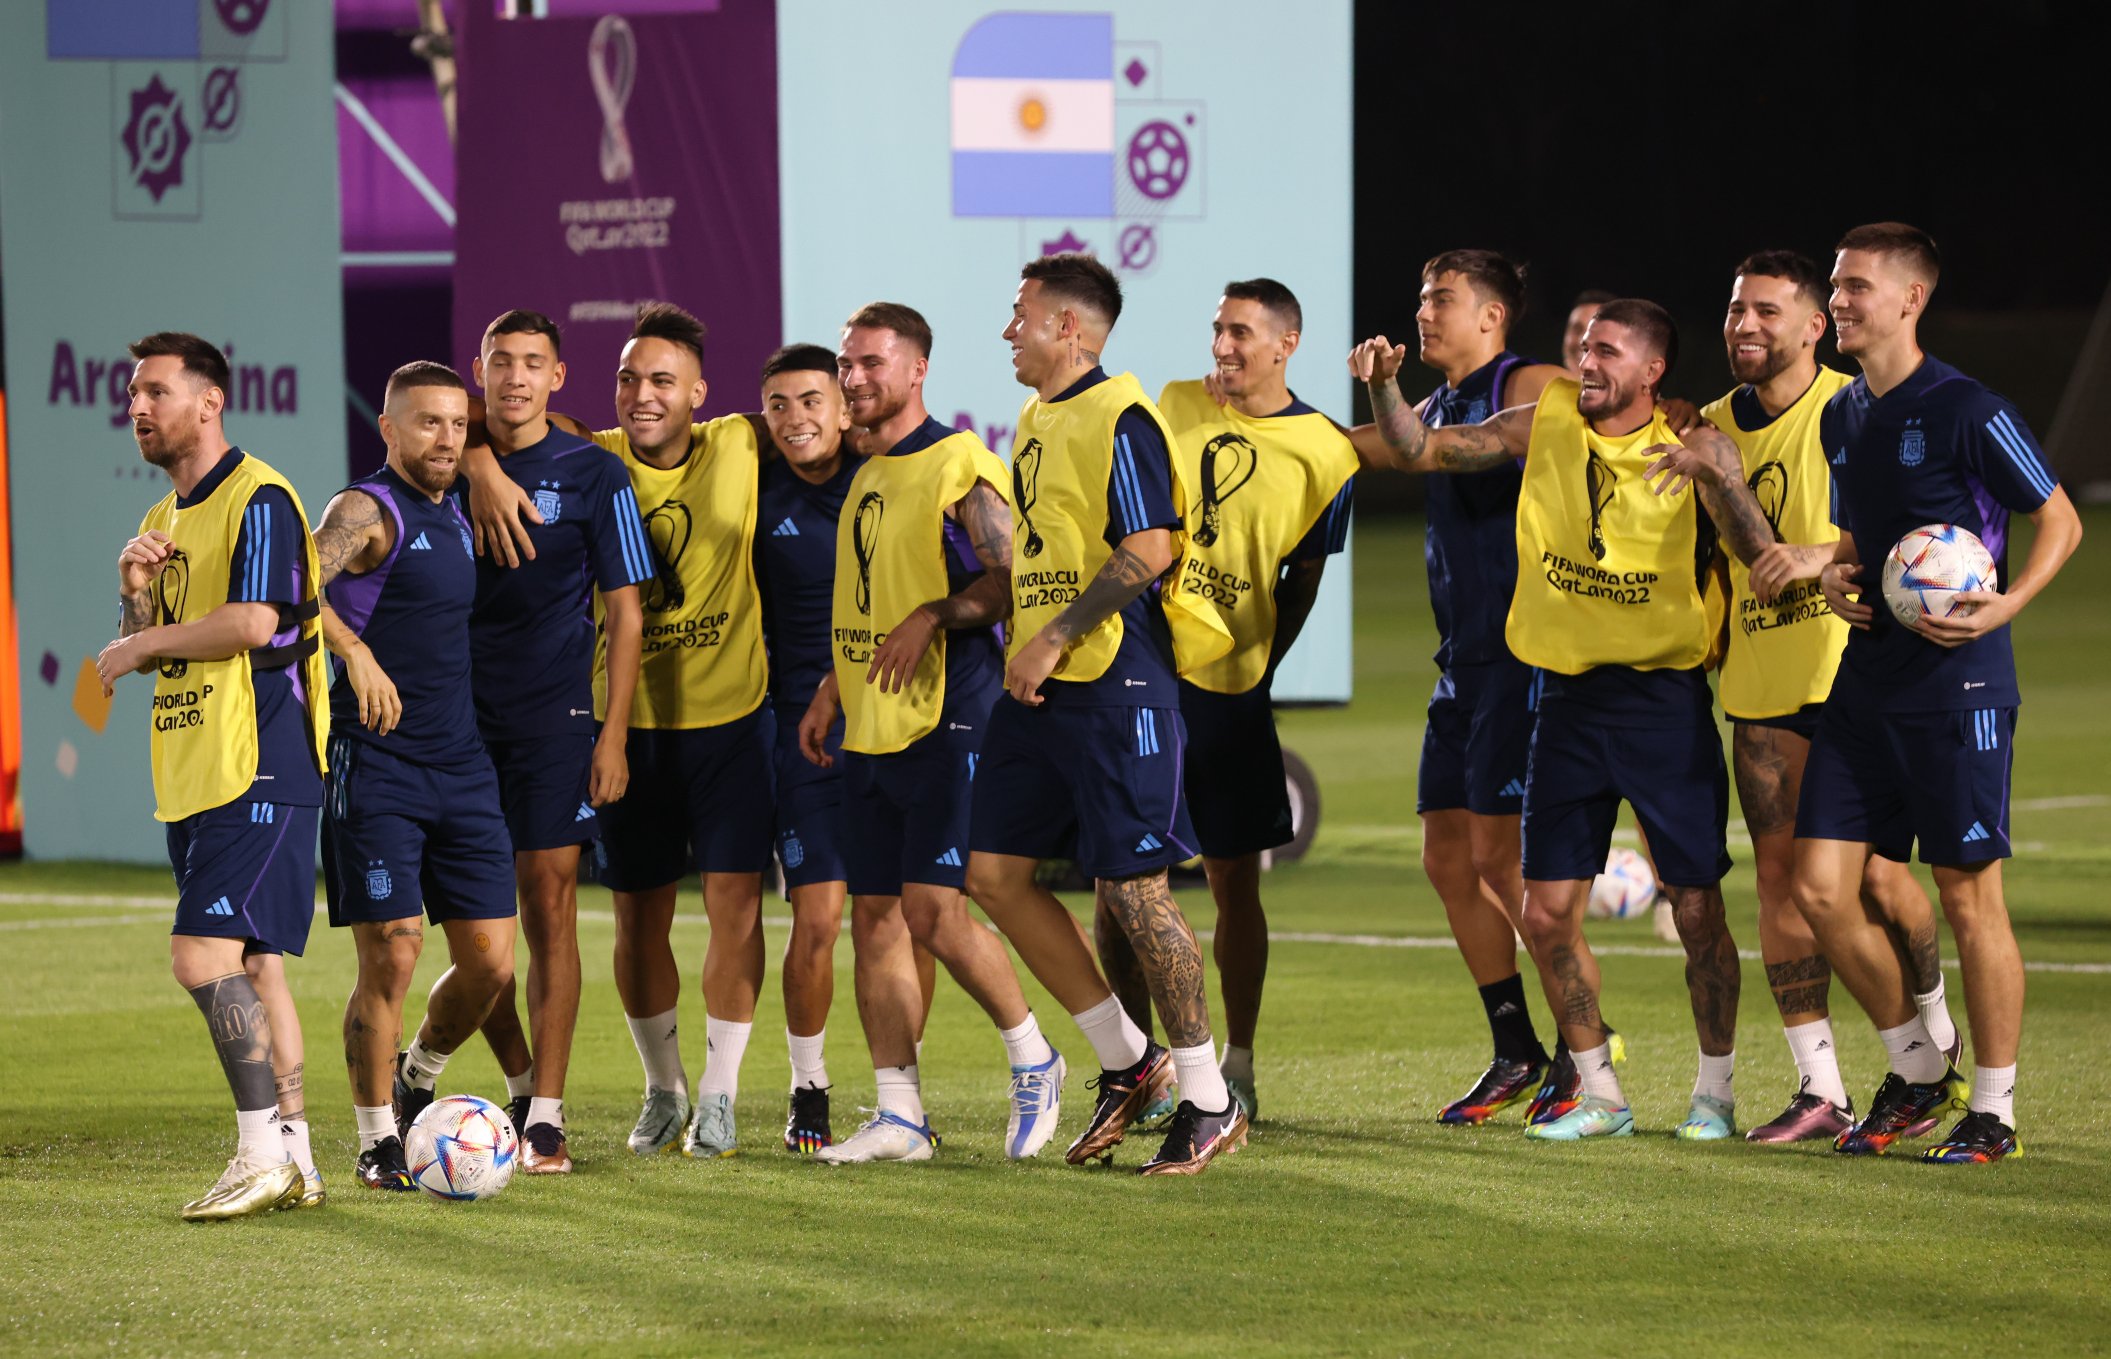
left=1746, top=1092, right=1854, bottom=1144
left=1226, top=1074, right=1259, bottom=1123
left=1676, top=1094, right=1736, bottom=1141
left=1526, top=1048, right=1580, bottom=1126
left=1833, top=1068, right=1971, bottom=1156
left=504, top=1095, right=531, bottom=1142
left=355, top=1136, right=417, bottom=1191
left=1133, top=1087, right=1179, bottom=1131
left=1943, top=1030, right=1965, bottom=1071
left=1005, top=1050, right=1066, bottom=1159
left=1921, top=1110, right=2022, bottom=1164
left=292, top=1168, right=327, bottom=1209
left=1064, top=1042, right=1174, bottom=1165
left=814, top=1110, right=936, bottom=1164
left=683, top=1092, right=738, bottom=1159
left=1139, top=1099, right=1249, bottom=1176
left=627, top=1087, right=690, bottom=1156
left=1524, top=1095, right=1634, bottom=1141
left=520, top=1121, right=573, bottom=1174
left=181, top=1153, right=303, bottom=1222
left=392, top=1052, right=434, bottom=1141
left=1438, top=1055, right=1548, bottom=1125
left=785, top=1084, right=833, bottom=1154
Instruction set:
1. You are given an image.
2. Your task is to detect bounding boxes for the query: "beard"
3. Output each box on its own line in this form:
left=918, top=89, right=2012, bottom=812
left=401, top=453, right=458, bottom=497
left=137, top=426, right=196, bottom=469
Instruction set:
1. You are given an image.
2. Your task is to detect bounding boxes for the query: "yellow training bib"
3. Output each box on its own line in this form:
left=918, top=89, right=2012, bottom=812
left=1159, top=380, right=1356, bottom=694
left=141, top=452, right=329, bottom=822
left=592, top=417, right=768, bottom=728
left=1701, top=369, right=1853, bottom=719
left=1507, top=378, right=1712, bottom=674
left=831, top=430, right=1009, bottom=755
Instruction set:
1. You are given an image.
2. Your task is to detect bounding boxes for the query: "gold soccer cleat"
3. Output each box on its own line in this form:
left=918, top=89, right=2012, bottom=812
left=180, top=1156, right=303, bottom=1222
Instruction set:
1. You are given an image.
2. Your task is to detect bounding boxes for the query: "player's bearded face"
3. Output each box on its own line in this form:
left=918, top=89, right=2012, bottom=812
left=1575, top=322, right=1649, bottom=417
left=127, top=356, right=208, bottom=468
left=1725, top=275, right=1814, bottom=384
left=837, top=326, right=918, bottom=431
left=391, top=390, right=470, bottom=496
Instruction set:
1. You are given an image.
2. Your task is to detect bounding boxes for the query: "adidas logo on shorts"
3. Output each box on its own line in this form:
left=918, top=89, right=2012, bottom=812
left=1963, top=821, right=1991, bottom=844
left=934, top=847, right=963, bottom=867
left=575, top=803, right=596, bottom=822
left=1134, top=833, right=1162, bottom=854
left=205, top=896, right=234, bottom=917
left=1499, top=779, right=1526, bottom=798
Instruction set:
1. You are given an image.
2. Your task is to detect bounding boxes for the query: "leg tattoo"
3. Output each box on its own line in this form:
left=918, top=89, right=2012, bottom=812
left=274, top=1063, right=306, bottom=1121
left=1732, top=724, right=1800, bottom=838
left=1667, top=886, right=1741, bottom=1055
left=1102, top=872, right=1210, bottom=1048
left=1904, top=921, right=1942, bottom=996
left=1093, top=885, right=1156, bottom=1039
left=1764, top=954, right=1832, bottom=1019
left=1546, top=943, right=1604, bottom=1038
left=189, top=972, right=278, bottom=1111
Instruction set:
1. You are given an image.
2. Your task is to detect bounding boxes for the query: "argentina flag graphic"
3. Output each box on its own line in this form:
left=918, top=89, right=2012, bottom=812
left=950, top=12, right=1115, bottom=217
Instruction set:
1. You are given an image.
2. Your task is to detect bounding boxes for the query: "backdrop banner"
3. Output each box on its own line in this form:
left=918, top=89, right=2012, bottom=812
left=451, top=2, right=781, bottom=418
left=0, top=0, right=346, bottom=861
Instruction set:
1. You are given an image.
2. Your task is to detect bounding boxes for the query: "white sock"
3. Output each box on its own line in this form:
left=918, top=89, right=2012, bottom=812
left=1916, top=979, right=1959, bottom=1058
left=1220, top=1043, right=1255, bottom=1083
left=403, top=1034, right=449, bottom=1091
left=504, top=1064, right=536, bottom=1101
left=1573, top=1042, right=1626, bottom=1105
left=1969, top=1064, right=2016, bottom=1126
left=1171, top=1043, right=1230, bottom=1113
left=788, top=1028, right=829, bottom=1091
left=1071, top=995, right=1147, bottom=1071
left=1783, top=1018, right=1850, bottom=1109
left=625, top=1007, right=687, bottom=1094
left=1693, top=1050, right=1735, bottom=1104
left=697, top=1016, right=753, bottom=1102
left=526, top=1095, right=564, bottom=1133
left=279, top=1117, right=316, bottom=1176
left=875, top=1064, right=924, bottom=1124
left=1879, top=1016, right=1946, bottom=1083
left=354, top=1104, right=396, bottom=1151
left=999, top=1013, right=1055, bottom=1068
left=235, top=1107, right=281, bottom=1161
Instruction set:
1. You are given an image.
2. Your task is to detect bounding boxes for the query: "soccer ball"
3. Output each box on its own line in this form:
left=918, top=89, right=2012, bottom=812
left=1587, top=847, right=1657, bottom=921
left=404, top=1094, right=518, bottom=1201
left=1881, top=524, right=1998, bottom=627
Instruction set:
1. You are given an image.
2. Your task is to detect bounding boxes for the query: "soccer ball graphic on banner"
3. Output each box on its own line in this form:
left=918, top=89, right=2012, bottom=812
left=1587, top=847, right=1658, bottom=921
left=405, top=1095, right=518, bottom=1201
left=1881, top=523, right=1999, bottom=626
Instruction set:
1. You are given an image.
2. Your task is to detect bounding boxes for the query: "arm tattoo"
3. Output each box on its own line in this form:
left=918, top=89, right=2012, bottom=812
left=956, top=480, right=1014, bottom=570
left=1099, top=871, right=1211, bottom=1047
left=1368, top=377, right=1527, bottom=473
left=1686, top=428, right=1776, bottom=566
left=1663, top=885, right=1742, bottom=1055
left=313, top=489, right=386, bottom=587
left=925, top=483, right=1017, bottom=628
left=923, top=570, right=1012, bottom=629
left=1044, top=544, right=1158, bottom=644
left=120, top=590, right=155, bottom=638
left=1764, top=954, right=1833, bottom=1020
left=1093, top=885, right=1157, bottom=1041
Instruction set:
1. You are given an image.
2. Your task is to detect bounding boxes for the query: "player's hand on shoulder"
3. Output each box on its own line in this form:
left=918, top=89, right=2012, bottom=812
left=468, top=470, right=541, bottom=568
left=1819, top=561, right=1873, bottom=629
left=1656, top=397, right=1703, bottom=436
left=589, top=729, right=629, bottom=806
left=117, top=529, right=174, bottom=595
left=1642, top=440, right=1709, bottom=496
left=1201, top=369, right=1229, bottom=407
left=342, top=642, right=402, bottom=735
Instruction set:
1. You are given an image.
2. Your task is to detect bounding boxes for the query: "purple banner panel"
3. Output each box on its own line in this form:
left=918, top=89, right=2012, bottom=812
left=451, top=1, right=778, bottom=418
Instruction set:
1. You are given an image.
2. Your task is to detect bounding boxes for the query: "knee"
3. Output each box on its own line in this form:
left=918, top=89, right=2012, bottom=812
left=789, top=910, right=842, bottom=956
left=1519, top=896, right=1573, bottom=953
left=1937, top=886, right=2009, bottom=945
left=1663, top=885, right=1728, bottom=947
left=1467, top=844, right=1516, bottom=891
left=362, top=941, right=421, bottom=998
left=963, top=858, right=1011, bottom=910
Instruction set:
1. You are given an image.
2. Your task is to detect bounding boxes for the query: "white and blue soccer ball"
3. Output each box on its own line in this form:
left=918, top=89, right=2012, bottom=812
left=1881, top=523, right=1998, bottom=627
left=1587, top=847, right=1657, bottom=921
left=405, top=1094, right=518, bottom=1202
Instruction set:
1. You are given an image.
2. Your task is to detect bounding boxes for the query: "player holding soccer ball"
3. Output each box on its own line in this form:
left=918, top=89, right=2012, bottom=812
left=1789, top=224, right=2082, bottom=1163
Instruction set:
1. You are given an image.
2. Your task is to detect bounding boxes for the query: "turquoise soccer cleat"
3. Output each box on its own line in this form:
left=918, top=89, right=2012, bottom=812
left=1524, top=1095, right=1634, bottom=1141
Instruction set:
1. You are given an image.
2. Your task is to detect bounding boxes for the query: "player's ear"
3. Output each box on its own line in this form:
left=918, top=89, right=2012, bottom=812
left=377, top=412, right=394, bottom=445
left=471, top=356, right=486, bottom=387
left=199, top=382, right=224, bottom=422
left=1278, top=329, right=1301, bottom=364
left=548, top=359, right=566, bottom=392
left=690, top=376, right=708, bottom=411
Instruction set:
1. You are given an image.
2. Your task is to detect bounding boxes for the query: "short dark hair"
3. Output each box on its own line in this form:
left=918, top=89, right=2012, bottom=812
left=631, top=301, right=707, bottom=364
left=1020, top=252, right=1123, bottom=329
left=761, top=343, right=841, bottom=383
left=1835, top=221, right=1941, bottom=289
left=483, top=308, right=563, bottom=356
left=1734, top=250, right=1831, bottom=309
left=1422, top=249, right=1527, bottom=326
left=1570, top=289, right=1617, bottom=311
left=1222, top=277, right=1303, bottom=334
left=127, top=332, right=231, bottom=395
left=1590, top=298, right=1679, bottom=377
left=843, top=302, right=934, bottom=359
left=383, top=360, right=466, bottom=408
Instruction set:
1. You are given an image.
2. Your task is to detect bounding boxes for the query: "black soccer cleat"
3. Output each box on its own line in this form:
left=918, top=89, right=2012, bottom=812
left=1526, top=1046, right=1581, bottom=1127
left=1921, top=1110, right=2022, bottom=1164
left=785, top=1084, right=834, bottom=1154
left=1064, top=1042, right=1173, bottom=1165
left=1139, top=1099, right=1250, bottom=1176
left=392, top=1052, right=434, bottom=1141
left=504, top=1095, right=531, bottom=1142
left=1439, top=1055, right=1549, bottom=1125
left=1834, top=1067, right=1970, bottom=1156
left=355, top=1136, right=417, bottom=1192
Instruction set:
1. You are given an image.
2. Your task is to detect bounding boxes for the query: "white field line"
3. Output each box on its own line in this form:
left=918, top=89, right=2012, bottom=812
left=5, top=891, right=2107, bottom=975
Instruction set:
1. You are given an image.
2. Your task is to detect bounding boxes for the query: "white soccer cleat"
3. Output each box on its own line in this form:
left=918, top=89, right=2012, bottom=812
left=815, top=1110, right=936, bottom=1164
left=683, top=1092, right=738, bottom=1159
left=628, top=1087, right=690, bottom=1156
left=1005, top=1050, right=1065, bottom=1159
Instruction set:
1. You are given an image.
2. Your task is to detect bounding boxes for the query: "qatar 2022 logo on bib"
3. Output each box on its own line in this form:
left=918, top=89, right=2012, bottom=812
left=1193, top=432, right=1257, bottom=548
left=153, top=548, right=192, bottom=678
left=852, top=491, right=886, bottom=615
left=642, top=500, right=690, bottom=614
left=1011, top=439, right=1045, bottom=558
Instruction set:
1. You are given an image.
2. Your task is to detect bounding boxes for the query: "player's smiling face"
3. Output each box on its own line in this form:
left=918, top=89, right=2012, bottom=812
left=1211, top=296, right=1293, bottom=398
left=126, top=356, right=216, bottom=468
left=1829, top=248, right=1913, bottom=356
left=615, top=335, right=705, bottom=457
left=763, top=368, right=849, bottom=468
left=384, top=385, right=471, bottom=499
left=474, top=331, right=564, bottom=432
left=1725, top=272, right=1823, bottom=385
left=837, top=325, right=923, bottom=432
left=1575, top=319, right=1659, bottom=419
left=1415, top=272, right=1494, bottom=370
left=1004, top=279, right=1064, bottom=389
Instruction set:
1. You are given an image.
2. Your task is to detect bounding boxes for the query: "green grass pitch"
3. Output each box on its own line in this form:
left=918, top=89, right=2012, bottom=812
left=3, top=513, right=2108, bottom=1357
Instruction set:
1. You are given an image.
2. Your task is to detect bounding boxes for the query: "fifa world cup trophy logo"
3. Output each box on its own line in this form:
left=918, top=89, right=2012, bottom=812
left=1193, top=432, right=1257, bottom=548
left=154, top=548, right=191, bottom=679
left=1012, top=439, right=1045, bottom=559
left=588, top=15, right=637, bottom=184
left=1748, top=461, right=1787, bottom=543
left=852, top=491, right=885, bottom=615
left=642, top=501, right=690, bottom=614
left=1584, top=450, right=1615, bottom=562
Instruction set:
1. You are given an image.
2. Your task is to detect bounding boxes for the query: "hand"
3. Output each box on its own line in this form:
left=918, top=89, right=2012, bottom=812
left=118, top=530, right=175, bottom=596
left=1911, top=589, right=2018, bottom=648
left=470, top=472, right=541, bottom=567
left=1004, top=632, right=1065, bottom=706
left=1642, top=441, right=1708, bottom=497
left=1657, top=397, right=1703, bottom=436
left=1201, top=369, right=1229, bottom=407
left=798, top=688, right=839, bottom=769
left=866, top=607, right=938, bottom=695
left=1820, top=561, right=1873, bottom=629
left=1748, top=542, right=1824, bottom=606
left=588, top=730, right=630, bottom=806
left=1348, top=336, right=1407, bottom=384
left=340, top=642, right=402, bottom=734
left=94, top=632, right=156, bottom=695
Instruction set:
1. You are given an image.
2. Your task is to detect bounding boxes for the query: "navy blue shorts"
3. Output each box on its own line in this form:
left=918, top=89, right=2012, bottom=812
left=1418, top=659, right=1540, bottom=816
left=597, top=712, right=774, bottom=891
left=970, top=696, right=1198, bottom=880
left=772, top=705, right=847, bottom=889
left=166, top=799, right=319, bottom=956
left=1178, top=679, right=1291, bottom=859
left=1735, top=702, right=1823, bottom=741
left=322, top=738, right=516, bottom=927
left=1521, top=697, right=1731, bottom=888
left=1797, top=687, right=2015, bottom=866
left=484, top=732, right=598, bottom=854
left=840, top=726, right=977, bottom=897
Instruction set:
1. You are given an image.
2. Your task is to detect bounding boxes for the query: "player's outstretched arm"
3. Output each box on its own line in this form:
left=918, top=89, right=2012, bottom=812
left=591, top=584, right=642, bottom=805
left=1918, top=484, right=2083, bottom=648
left=1350, top=336, right=1531, bottom=473
left=1006, top=527, right=1173, bottom=706
left=867, top=479, right=1014, bottom=695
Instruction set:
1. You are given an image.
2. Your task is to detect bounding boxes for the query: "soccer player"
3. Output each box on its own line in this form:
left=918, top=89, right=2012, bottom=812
left=797, top=303, right=1061, bottom=1164
left=1353, top=299, right=1778, bottom=1140
left=95, top=332, right=331, bottom=1219
left=308, top=361, right=519, bottom=1190
left=1690, top=252, right=1959, bottom=1143
left=1789, top=224, right=2081, bottom=1162
left=969, top=253, right=1246, bottom=1176
left=1562, top=291, right=1615, bottom=375
left=460, top=309, right=651, bottom=1173
left=1092, top=278, right=1356, bottom=1121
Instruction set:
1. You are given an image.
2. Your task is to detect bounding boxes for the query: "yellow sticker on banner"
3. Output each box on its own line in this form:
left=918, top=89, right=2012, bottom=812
left=72, top=657, right=112, bottom=734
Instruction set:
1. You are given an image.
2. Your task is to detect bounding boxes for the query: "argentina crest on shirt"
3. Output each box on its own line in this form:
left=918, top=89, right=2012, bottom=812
left=949, top=12, right=1115, bottom=217
left=533, top=482, right=564, bottom=522
left=1899, top=418, right=1926, bottom=467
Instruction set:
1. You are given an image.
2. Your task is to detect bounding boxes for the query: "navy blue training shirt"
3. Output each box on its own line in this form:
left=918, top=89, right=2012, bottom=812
left=755, top=452, right=857, bottom=713
left=1421, top=352, right=1530, bottom=670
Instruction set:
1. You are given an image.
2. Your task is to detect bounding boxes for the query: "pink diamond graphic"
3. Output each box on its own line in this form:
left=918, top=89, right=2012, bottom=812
left=1041, top=230, right=1089, bottom=256
left=1124, top=58, right=1148, bottom=87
